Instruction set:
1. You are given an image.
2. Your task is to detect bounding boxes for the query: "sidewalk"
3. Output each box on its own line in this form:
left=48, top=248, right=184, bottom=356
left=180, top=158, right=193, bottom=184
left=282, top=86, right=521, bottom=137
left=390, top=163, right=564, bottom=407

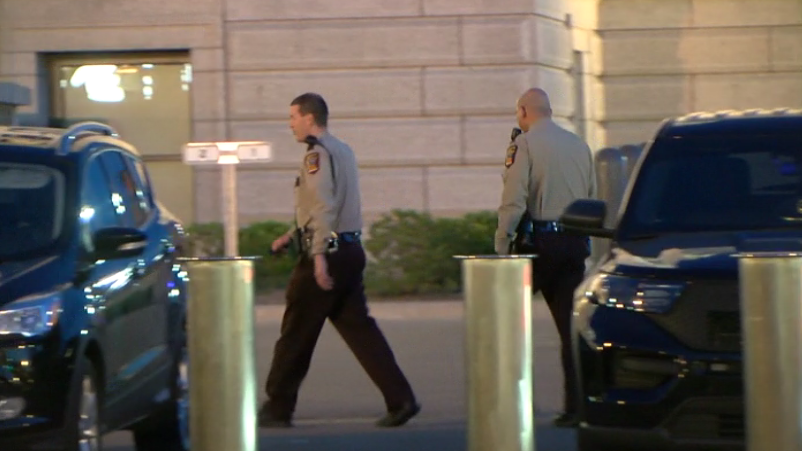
left=105, top=421, right=577, bottom=451
left=103, top=292, right=571, bottom=451
left=256, top=290, right=548, bottom=305
left=254, top=293, right=553, bottom=323
left=253, top=419, right=577, bottom=451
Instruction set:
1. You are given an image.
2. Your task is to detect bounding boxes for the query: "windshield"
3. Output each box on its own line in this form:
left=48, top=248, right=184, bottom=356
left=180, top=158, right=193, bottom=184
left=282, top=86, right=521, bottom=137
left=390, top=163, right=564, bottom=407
left=617, top=132, right=802, bottom=239
left=0, top=162, right=66, bottom=259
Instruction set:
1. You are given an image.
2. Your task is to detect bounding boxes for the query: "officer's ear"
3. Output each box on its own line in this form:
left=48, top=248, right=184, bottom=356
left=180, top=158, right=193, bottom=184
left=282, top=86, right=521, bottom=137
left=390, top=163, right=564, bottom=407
left=303, top=112, right=317, bottom=128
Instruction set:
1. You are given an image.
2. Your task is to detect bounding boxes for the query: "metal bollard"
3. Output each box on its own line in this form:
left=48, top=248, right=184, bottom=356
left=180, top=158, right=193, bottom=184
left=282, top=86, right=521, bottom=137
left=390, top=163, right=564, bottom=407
left=591, top=147, right=628, bottom=266
left=180, top=256, right=259, bottom=451
left=619, top=143, right=644, bottom=180
left=737, top=252, right=802, bottom=451
left=594, top=147, right=628, bottom=230
left=455, top=254, right=537, bottom=451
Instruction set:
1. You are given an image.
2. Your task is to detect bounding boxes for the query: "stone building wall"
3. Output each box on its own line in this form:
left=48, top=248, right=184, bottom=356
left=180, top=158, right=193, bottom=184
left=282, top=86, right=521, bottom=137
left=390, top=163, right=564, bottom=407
left=597, top=0, right=802, bottom=146
left=193, top=0, right=578, bottom=224
left=0, top=0, right=800, bottom=225
left=0, top=0, right=578, bottom=225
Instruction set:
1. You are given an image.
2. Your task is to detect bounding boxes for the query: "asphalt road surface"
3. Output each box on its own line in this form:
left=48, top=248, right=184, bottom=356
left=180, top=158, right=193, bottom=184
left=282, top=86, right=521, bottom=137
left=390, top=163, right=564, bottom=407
left=104, top=296, right=578, bottom=451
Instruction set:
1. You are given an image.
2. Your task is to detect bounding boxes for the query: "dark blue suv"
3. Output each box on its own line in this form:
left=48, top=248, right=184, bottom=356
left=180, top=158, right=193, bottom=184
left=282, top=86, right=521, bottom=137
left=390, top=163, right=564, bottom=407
left=560, top=108, right=802, bottom=451
left=0, top=122, right=190, bottom=451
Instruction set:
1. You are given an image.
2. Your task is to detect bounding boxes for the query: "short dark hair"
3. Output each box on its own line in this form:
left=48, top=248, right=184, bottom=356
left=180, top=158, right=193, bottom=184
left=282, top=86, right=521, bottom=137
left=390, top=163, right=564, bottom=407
left=291, top=92, right=328, bottom=127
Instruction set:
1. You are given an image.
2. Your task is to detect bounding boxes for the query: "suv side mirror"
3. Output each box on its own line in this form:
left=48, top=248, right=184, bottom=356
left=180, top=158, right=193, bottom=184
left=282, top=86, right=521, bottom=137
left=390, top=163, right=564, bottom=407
left=93, top=227, right=148, bottom=260
left=559, top=199, right=614, bottom=238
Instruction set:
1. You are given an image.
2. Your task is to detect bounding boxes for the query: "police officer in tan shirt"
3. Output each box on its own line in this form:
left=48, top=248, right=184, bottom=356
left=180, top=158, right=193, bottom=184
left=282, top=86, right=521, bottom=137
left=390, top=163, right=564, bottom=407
left=495, top=88, right=595, bottom=428
left=259, top=93, right=420, bottom=429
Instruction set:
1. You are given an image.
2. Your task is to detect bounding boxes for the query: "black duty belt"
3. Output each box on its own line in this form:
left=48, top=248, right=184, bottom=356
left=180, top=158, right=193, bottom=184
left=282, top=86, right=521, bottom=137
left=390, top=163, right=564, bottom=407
left=337, top=231, right=361, bottom=244
left=298, top=230, right=361, bottom=254
left=532, top=220, right=563, bottom=233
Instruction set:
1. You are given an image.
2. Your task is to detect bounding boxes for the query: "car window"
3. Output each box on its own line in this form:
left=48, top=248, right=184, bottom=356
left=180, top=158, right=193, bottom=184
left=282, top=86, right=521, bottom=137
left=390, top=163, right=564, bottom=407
left=0, top=162, right=66, bottom=258
left=99, top=150, right=148, bottom=228
left=80, top=155, right=120, bottom=249
left=618, top=133, right=802, bottom=238
left=124, top=155, right=154, bottom=211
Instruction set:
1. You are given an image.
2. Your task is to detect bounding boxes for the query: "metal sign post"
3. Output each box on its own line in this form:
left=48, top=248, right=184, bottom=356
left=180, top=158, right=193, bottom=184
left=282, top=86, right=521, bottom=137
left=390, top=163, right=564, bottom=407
left=454, top=254, right=538, bottom=451
left=180, top=141, right=271, bottom=451
left=182, top=141, right=272, bottom=256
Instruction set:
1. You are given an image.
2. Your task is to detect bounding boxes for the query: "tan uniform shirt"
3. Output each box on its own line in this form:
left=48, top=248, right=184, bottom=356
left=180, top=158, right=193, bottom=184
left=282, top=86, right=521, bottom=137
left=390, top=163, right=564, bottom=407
left=295, top=132, right=364, bottom=255
left=495, top=119, right=596, bottom=254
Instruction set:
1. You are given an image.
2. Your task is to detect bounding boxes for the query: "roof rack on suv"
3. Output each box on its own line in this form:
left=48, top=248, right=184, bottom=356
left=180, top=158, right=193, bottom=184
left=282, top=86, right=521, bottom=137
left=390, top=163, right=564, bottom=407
left=674, top=107, right=802, bottom=124
left=57, top=121, right=118, bottom=155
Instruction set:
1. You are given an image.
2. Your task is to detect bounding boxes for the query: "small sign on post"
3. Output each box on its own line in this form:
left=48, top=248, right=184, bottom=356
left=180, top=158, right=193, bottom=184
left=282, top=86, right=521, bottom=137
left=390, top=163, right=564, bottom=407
left=182, top=141, right=272, bottom=257
left=182, top=144, right=221, bottom=165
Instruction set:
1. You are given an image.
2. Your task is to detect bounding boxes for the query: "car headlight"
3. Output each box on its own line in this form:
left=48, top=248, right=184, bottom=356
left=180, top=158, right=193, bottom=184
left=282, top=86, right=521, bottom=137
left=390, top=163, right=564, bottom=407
left=583, top=274, right=686, bottom=314
left=0, top=292, right=62, bottom=337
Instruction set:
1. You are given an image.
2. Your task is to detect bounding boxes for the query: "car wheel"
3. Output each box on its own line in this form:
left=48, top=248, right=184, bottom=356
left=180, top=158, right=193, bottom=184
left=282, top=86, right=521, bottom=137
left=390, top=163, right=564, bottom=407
left=66, top=362, right=103, bottom=451
left=132, top=332, right=189, bottom=451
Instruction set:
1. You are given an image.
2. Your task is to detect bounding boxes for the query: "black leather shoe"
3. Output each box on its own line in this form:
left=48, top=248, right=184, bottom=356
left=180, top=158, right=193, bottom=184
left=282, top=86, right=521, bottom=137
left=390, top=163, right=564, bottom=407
left=552, top=412, right=579, bottom=428
left=376, top=402, right=421, bottom=427
left=257, top=402, right=293, bottom=428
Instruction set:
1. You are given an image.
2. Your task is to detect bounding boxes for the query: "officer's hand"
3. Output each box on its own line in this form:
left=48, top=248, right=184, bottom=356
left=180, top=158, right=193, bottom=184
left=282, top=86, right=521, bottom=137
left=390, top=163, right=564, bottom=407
left=314, top=254, right=334, bottom=291
left=494, top=237, right=511, bottom=255
left=271, top=234, right=291, bottom=253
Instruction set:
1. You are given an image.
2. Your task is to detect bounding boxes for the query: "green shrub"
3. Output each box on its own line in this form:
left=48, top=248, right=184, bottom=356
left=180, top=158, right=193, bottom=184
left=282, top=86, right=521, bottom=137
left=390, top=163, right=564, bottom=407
left=183, top=222, right=224, bottom=257
left=185, top=220, right=297, bottom=292
left=363, top=210, right=496, bottom=297
left=239, top=222, right=298, bottom=291
left=183, top=210, right=498, bottom=297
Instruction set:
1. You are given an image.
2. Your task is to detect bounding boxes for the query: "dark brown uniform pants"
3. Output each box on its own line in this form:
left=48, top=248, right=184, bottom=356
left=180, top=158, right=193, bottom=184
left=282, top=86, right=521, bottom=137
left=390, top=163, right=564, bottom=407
left=265, top=242, right=416, bottom=420
left=529, top=232, right=590, bottom=415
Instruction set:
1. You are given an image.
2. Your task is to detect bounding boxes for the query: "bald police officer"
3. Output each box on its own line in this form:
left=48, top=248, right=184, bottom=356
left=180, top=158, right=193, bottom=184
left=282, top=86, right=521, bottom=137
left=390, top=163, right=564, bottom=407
left=258, top=93, right=420, bottom=429
left=495, top=88, right=596, bottom=428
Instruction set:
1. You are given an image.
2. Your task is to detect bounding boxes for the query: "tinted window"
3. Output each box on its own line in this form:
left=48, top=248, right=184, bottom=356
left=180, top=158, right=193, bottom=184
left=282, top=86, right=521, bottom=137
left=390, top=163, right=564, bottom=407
left=0, top=163, right=65, bottom=258
left=80, top=156, right=120, bottom=249
left=618, top=132, right=802, bottom=239
left=82, top=156, right=119, bottom=231
left=100, top=151, right=148, bottom=227
left=124, top=155, right=154, bottom=212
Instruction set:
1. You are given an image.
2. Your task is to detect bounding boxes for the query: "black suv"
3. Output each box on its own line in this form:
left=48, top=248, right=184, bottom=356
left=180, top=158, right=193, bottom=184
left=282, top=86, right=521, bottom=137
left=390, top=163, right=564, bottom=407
left=0, top=122, right=189, bottom=451
left=560, top=108, right=802, bottom=451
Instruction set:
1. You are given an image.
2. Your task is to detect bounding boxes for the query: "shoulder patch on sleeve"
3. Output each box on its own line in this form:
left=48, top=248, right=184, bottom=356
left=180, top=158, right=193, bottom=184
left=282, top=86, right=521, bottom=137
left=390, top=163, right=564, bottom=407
left=505, top=144, right=518, bottom=168
left=305, top=152, right=320, bottom=174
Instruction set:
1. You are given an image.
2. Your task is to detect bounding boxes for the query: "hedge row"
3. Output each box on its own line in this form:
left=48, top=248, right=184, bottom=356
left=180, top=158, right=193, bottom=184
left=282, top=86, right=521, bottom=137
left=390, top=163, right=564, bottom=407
left=183, top=209, right=497, bottom=297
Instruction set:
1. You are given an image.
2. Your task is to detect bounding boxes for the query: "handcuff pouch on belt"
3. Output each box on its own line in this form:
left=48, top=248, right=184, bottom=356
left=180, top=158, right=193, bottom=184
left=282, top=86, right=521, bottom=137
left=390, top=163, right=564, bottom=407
left=296, top=228, right=340, bottom=255
left=510, top=213, right=567, bottom=254
left=510, top=211, right=536, bottom=254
